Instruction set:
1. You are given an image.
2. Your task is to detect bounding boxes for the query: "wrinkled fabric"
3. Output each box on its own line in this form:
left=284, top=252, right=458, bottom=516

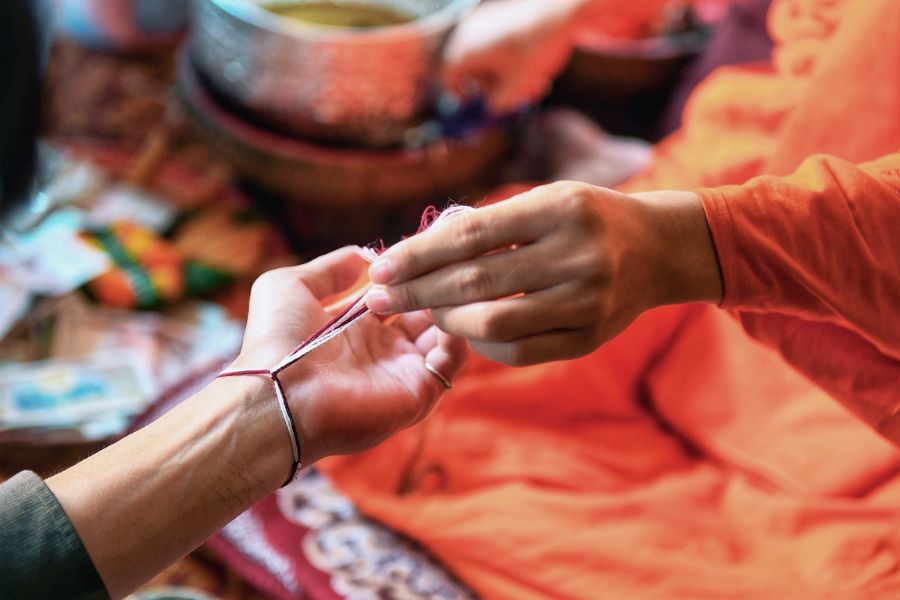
left=320, top=1, right=900, bottom=598
left=698, top=154, right=900, bottom=439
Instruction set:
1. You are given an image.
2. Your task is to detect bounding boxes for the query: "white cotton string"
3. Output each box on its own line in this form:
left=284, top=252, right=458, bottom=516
left=273, top=204, right=476, bottom=375
left=218, top=204, right=475, bottom=486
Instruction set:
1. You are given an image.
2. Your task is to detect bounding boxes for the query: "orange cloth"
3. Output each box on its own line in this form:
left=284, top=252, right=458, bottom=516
left=698, top=153, right=900, bottom=438
left=319, top=1, right=900, bottom=598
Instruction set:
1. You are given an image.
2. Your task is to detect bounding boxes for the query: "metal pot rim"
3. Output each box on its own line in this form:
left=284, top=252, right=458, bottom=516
left=207, top=0, right=481, bottom=43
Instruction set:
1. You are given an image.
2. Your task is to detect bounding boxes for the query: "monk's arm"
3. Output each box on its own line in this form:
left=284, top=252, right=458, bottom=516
left=697, top=152, right=900, bottom=360
left=361, top=153, right=899, bottom=373
left=695, top=153, right=900, bottom=437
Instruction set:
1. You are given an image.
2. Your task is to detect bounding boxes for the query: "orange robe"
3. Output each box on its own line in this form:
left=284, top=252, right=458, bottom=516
left=319, top=1, right=900, bottom=597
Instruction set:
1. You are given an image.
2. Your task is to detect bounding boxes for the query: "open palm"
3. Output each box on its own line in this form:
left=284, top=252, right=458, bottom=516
left=234, top=247, right=468, bottom=464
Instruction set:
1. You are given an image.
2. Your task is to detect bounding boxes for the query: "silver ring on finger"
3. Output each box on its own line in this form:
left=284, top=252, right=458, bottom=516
left=424, top=361, right=453, bottom=391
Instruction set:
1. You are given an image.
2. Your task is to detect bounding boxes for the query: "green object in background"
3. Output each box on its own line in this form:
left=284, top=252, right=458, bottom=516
left=184, top=262, right=233, bottom=297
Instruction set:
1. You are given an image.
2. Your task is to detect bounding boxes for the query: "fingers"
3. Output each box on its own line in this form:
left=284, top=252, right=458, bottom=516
left=441, top=0, right=577, bottom=113
left=369, top=189, right=552, bottom=287
left=489, top=28, right=573, bottom=113
left=469, top=329, right=598, bottom=367
left=442, top=50, right=502, bottom=102
left=408, top=319, right=468, bottom=394
left=488, top=53, right=556, bottom=115
left=424, top=330, right=469, bottom=387
left=441, top=3, right=511, bottom=98
left=367, top=239, right=571, bottom=315
left=394, top=311, right=434, bottom=343
left=430, top=285, right=596, bottom=342
left=292, top=246, right=370, bottom=300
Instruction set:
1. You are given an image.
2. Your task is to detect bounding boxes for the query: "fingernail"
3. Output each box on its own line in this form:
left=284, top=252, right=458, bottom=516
left=366, top=287, right=393, bottom=314
left=369, top=259, right=396, bottom=284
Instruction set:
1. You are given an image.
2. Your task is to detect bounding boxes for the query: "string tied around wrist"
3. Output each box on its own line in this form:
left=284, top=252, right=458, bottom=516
left=216, top=205, right=475, bottom=487
left=216, top=368, right=301, bottom=488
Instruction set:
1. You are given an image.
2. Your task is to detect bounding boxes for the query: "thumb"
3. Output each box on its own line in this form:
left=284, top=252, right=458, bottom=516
left=293, top=246, right=371, bottom=301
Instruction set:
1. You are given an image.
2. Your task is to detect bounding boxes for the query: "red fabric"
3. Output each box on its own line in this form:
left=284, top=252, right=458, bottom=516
left=319, top=0, right=900, bottom=598
left=205, top=496, right=342, bottom=600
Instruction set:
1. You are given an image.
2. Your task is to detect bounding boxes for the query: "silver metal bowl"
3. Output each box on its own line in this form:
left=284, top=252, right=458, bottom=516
left=191, top=0, right=479, bottom=146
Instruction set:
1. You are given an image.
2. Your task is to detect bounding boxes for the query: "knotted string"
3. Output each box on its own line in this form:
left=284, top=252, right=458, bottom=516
left=217, top=205, right=475, bottom=486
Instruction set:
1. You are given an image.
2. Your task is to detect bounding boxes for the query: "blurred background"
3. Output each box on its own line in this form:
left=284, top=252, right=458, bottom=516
left=0, top=0, right=769, bottom=597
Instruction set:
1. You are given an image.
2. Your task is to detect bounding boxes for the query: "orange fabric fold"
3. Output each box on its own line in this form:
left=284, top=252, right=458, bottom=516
left=699, top=154, right=900, bottom=357
left=319, top=1, right=900, bottom=598
left=698, top=153, right=900, bottom=438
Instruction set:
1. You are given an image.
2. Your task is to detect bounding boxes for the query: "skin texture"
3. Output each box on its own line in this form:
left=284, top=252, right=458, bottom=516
left=443, top=0, right=586, bottom=113
left=47, top=248, right=468, bottom=599
left=365, top=183, right=723, bottom=366
left=233, top=248, right=469, bottom=464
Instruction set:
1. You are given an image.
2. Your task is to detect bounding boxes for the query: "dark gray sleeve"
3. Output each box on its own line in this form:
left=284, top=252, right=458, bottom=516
left=0, top=471, right=108, bottom=600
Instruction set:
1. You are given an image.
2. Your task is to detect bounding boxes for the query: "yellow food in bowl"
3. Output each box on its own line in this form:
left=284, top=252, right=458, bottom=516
left=264, top=2, right=414, bottom=28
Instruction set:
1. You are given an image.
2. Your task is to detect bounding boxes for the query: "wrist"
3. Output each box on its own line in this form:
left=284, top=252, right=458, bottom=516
left=225, top=350, right=327, bottom=479
left=630, top=190, right=724, bottom=308
left=207, top=361, right=297, bottom=493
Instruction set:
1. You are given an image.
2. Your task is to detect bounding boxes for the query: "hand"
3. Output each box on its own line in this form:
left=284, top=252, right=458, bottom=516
left=234, top=247, right=469, bottom=465
left=43, top=248, right=467, bottom=598
left=364, top=183, right=722, bottom=366
left=443, top=0, right=583, bottom=113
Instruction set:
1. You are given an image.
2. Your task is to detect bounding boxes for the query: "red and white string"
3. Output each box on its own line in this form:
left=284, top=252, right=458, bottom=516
left=217, top=205, right=474, bottom=486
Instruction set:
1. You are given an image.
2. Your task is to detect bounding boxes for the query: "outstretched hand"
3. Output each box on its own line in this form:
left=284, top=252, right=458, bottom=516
left=364, top=183, right=722, bottom=366
left=43, top=247, right=467, bottom=599
left=233, top=247, right=469, bottom=465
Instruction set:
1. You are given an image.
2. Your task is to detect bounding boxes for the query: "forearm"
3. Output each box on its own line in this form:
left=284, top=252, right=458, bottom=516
left=39, top=246, right=463, bottom=598
left=47, top=373, right=291, bottom=599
